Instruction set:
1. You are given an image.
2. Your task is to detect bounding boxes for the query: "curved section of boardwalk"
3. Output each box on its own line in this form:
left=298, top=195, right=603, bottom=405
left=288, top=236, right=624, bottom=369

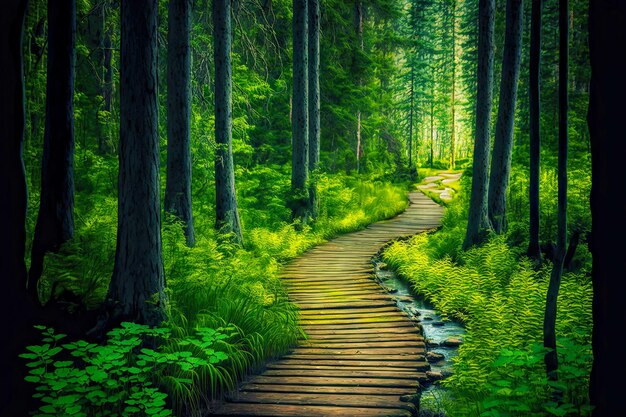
left=216, top=192, right=444, bottom=416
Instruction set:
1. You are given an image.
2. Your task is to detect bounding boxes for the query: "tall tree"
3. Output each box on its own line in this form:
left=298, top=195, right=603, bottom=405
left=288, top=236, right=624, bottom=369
left=354, top=0, right=363, bottom=173
left=166, top=0, right=195, bottom=247
left=588, top=2, right=626, bottom=415
left=527, top=0, right=543, bottom=259
left=291, top=0, right=311, bottom=222
left=106, top=0, right=167, bottom=326
left=487, top=0, right=523, bottom=233
left=29, top=0, right=77, bottom=300
left=214, top=0, right=244, bottom=244
left=463, top=0, right=495, bottom=250
left=543, top=0, right=568, bottom=381
left=308, top=0, right=321, bottom=219
left=449, top=0, right=457, bottom=170
left=1, top=1, right=32, bottom=415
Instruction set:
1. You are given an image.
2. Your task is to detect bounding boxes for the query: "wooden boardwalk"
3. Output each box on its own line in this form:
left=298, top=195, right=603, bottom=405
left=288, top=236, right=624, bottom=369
left=215, top=192, right=444, bottom=416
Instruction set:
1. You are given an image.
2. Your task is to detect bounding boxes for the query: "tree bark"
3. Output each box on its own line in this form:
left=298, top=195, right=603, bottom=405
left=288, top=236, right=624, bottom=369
left=450, top=0, right=457, bottom=170
left=463, top=0, right=495, bottom=250
left=408, top=67, right=414, bottom=170
left=106, top=0, right=167, bottom=327
left=166, top=0, right=195, bottom=247
left=487, top=0, right=523, bottom=233
left=543, top=0, right=568, bottom=382
left=528, top=0, right=543, bottom=260
left=588, top=2, right=626, bottom=416
left=291, top=0, right=310, bottom=223
left=308, top=0, right=321, bottom=220
left=29, top=0, right=77, bottom=300
left=354, top=0, right=363, bottom=174
left=214, top=0, right=244, bottom=245
left=0, top=2, right=34, bottom=415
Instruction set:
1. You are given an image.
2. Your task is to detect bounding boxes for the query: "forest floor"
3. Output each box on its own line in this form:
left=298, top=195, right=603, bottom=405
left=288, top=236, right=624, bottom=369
left=213, top=173, right=456, bottom=416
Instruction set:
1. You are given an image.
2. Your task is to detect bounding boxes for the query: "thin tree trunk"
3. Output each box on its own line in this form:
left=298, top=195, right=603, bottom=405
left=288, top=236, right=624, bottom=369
left=0, top=2, right=33, bottom=414
left=487, top=0, right=523, bottom=233
left=101, top=5, right=113, bottom=153
left=166, top=0, right=195, bottom=246
left=308, top=0, right=320, bottom=220
left=408, top=67, right=414, bottom=169
left=106, top=0, right=167, bottom=327
left=291, top=0, right=310, bottom=222
left=543, top=0, right=568, bottom=382
left=354, top=0, right=363, bottom=173
left=463, top=0, right=495, bottom=250
left=450, top=0, right=457, bottom=170
left=588, top=3, right=626, bottom=416
left=430, top=89, right=434, bottom=168
left=528, top=0, right=543, bottom=260
left=29, top=0, right=76, bottom=300
left=214, top=0, right=244, bottom=244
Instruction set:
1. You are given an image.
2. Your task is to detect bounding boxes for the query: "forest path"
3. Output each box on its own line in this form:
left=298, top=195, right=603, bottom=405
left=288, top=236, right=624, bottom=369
left=214, top=190, right=445, bottom=416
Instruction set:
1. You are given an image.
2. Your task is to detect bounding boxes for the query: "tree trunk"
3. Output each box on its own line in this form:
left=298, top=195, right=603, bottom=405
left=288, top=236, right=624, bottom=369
left=487, top=0, right=523, bottom=233
left=528, top=0, right=543, bottom=260
left=354, top=0, right=363, bottom=174
left=101, top=4, right=114, bottom=153
left=214, top=0, right=244, bottom=244
left=29, top=0, right=76, bottom=300
left=0, top=2, right=34, bottom=415
left=291, top=0, right=310, bottom=223
left=588, top=2, right=626, bottom=416
left=463, top=0, right=495, bottom=250
left=450, top=0, right=457, bottom=170
left=308, top=0, right=320, bottom=220
left=107, top=0, right=167, bottom=327
left=408, top=67, right=414, bottom=169
left=166, top=0, right=195, bottom=247
left=543, top=0, right=568, bottom=382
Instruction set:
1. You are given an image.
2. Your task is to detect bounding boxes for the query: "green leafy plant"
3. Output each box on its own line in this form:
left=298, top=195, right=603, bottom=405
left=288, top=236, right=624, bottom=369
left=21, top=323, right=231, bottom=417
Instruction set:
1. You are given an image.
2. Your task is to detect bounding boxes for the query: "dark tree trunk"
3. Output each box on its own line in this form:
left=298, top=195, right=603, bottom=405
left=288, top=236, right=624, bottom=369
left=166, top=0, right=195, bottom=247
left=588, top=2, right=626, bottom=416
left=543, top=0, right=568, bottom=382
left=487, top=0, right=523, bottom=233
left=214, top=0, right=244, bottom=245
left=29, top=0, right=77, bottom=300
left=101, top=3, right=114, bottom=153
left=463, top=0, right=495, bottom=250
left=0, top=2, right=35, bottom=415
left=308, top=0, right=320, bottom=220
left=291, top=0, right=310, bottom=223
left=528, top=0, right=543, bottom=260
left=106, top=0, right=167, bottom=327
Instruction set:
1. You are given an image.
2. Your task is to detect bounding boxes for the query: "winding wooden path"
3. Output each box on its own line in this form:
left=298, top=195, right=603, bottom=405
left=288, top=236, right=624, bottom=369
left=215, top=191, right=444, bottom=416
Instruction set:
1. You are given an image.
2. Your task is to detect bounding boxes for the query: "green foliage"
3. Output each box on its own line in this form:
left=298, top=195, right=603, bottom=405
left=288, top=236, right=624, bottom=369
left=20, top=323, right=234, bottom=416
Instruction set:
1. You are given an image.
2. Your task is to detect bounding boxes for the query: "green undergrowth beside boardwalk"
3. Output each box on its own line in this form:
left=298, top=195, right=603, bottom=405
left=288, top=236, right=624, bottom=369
left=383, top=173, right=593, bottom=417
left=29, top=170, right=409, bottom=416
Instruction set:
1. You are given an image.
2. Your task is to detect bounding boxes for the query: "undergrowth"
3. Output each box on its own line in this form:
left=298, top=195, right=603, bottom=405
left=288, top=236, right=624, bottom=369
left=30, top=164, right=409, bottom=416
left=383, top=170, right=592, bottom=417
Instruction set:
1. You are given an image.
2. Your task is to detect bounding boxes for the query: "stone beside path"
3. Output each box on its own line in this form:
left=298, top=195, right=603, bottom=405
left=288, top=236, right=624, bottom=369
left=214, top=192, right=444, bottom=417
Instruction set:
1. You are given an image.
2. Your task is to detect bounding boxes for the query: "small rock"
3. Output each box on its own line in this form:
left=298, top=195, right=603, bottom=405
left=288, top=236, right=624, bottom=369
left=423, top=316, right=433, bottom=321
left=431, top=321, right=445, bottom=327
left=426, top=371, right=444, bottom=381
left=399, top=296, right=413, bottom=303
left=388, top=288, right=399, bottom=294
left=443, top=337, right=463, bottom=347
left=425, top=338, right=439, bottom=347
left=426, top=352, right=445, bottom=363
left=400, top=393, right=421, bottom=404
left=441, top=369, right=454, bottom=378
left=378, top=262, right=388, bottom=269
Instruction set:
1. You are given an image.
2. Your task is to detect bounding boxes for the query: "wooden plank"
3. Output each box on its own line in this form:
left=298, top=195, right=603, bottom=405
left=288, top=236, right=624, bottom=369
left=262, top=369, right=427, bottom=380
left=288, top=347, right=425, bottom=356
left=215, top=403, right=413, bottom=417
left=298, top=301, right=398, bottom=310
left=238, top=383, right=416, bottom=396
left=303, top=326, right=420, bottom=336
left=302, top=321, right=418, bottom=331
left=248, top=375, right=421, bottom=388
left=268, top=359, right=429, bottom=370
left=227, top=392, right=417, bottom=413
left=283, top=354, right=426, bottom=362
left=302, top=341, right=425, bottom=349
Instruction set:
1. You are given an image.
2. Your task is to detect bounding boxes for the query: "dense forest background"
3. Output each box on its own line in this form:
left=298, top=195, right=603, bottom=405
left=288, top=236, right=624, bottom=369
left=4, top=0, right=622, bottom=416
